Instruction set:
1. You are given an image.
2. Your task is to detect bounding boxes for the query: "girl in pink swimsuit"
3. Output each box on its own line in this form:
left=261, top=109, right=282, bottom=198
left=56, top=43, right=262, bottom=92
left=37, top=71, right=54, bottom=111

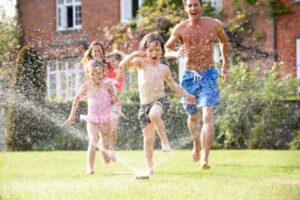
left=65, top=59, right=117, bottom=175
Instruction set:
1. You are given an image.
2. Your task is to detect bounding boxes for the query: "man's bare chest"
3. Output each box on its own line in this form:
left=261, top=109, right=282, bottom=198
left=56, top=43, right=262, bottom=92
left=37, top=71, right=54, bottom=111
left=181, top=27, right=215, bottom=45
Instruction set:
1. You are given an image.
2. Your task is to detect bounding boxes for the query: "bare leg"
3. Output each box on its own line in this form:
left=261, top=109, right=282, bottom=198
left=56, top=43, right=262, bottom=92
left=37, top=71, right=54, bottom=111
left=99, top=122, right=111, bottom=165
left=200, top=107, right=214, bottom=169
left=187, top=111, right=201, bottom=162
left=109, top=102, right=122, bottom=151
left=142, top=123, right=155, bottom=175
left=86, top=123, right=99, bottom=174
left=109, top=116, right=119, bottom=162
left=149, top=104, right=171, bottom=152
left=109, top=124, right=118, bottom=150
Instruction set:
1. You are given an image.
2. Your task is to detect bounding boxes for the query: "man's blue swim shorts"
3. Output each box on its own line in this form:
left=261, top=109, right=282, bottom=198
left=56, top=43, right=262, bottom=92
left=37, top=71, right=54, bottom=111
left=180, top=66, right=220, bottom=115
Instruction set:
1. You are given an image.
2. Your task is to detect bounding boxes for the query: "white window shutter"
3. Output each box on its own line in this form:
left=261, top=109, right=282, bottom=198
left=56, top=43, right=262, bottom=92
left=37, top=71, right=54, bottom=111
left=212, top=0, right=222, bottom=11
left=203, top=0, right=222, bottom=11
left=214, top=43, right=222, bottom=64
left=121, top=0, right=132, bottom=22
left=61, top=6, right=67, bottom=29
left=57, top=7, right=62, bottom=30
left=139, top=0, right=143, bottom=6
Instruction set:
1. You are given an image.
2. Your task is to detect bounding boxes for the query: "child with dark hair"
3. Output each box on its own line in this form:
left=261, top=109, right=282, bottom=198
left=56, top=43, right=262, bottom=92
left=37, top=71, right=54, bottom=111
left=119, top=33, right=196, bottom=175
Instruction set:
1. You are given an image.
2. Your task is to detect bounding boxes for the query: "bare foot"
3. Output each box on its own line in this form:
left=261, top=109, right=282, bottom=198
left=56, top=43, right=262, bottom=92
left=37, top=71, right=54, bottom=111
left=200, top=161, right=210, bottom=170
left=147, top=167, right=154, bottom=176
left=109, top=150, right=117, bottom=162
left=192, top=138, right=201, bottom=162
left=101, top=150, right=111, bottom=165
left=86, top=170, right=94, bottom=175
left=162, top=143, right=171, bottom=153
left=192, top=150, right=200, bottom=162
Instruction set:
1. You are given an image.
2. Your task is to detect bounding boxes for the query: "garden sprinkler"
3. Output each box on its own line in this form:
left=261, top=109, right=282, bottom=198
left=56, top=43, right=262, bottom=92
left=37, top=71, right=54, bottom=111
left=135, top=170, right=150, bottom=180
left=135, top=174, right=150, bottom=180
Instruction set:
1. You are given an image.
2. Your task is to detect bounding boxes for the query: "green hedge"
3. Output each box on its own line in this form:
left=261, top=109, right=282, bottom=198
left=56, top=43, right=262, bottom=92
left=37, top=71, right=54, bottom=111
left=5, top=62, right=300, bottom=150
left=30, top=93, right=190, bottom=151
left=215, top=63, right=299, bottom=149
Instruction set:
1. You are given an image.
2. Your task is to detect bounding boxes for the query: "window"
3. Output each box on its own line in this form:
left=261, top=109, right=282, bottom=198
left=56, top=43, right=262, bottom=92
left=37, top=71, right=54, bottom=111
left=213, top=43, right=222, bottom=64
left=47, top=59, right=83, bottom=100
left=57, top=0, right=81, bottom=31
left=297, top=39, right=300, bottom=93
left=203, top=0, right=222, bottom=11
left=120, top=0, right=143, bottom=22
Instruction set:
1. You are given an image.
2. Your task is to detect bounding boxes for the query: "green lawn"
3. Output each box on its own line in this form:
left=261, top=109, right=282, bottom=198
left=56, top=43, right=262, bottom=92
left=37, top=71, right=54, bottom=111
left=0, top=150, right=299, bottom=200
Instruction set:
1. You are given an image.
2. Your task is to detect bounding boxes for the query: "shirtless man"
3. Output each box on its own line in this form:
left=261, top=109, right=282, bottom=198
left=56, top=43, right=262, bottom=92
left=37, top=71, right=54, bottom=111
left=119, top=33, right=196, bottom=175
left=165, top=0, right=229, bottom=169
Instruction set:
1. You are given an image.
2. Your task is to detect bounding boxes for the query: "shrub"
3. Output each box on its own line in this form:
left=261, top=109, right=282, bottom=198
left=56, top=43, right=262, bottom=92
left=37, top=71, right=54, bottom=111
left=215, top=63, right=298, bottom=149
left=5, top=46, right=47, bottom=150
left=33, top=132, right=87, bottom=151
left=289, top=131, right=300, bottom=150
left=31, top=101, right=88, bottom=151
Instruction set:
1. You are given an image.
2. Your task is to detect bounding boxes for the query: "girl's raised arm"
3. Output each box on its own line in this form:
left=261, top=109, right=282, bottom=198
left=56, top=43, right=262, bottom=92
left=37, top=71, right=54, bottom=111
left=65, top=83, right=88, bottom=125
left=117, top=51, right=143, bottom=85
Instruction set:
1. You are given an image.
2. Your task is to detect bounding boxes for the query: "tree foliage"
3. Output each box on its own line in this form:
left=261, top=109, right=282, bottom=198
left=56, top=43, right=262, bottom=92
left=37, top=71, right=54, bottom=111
left=0, top=13, right=21, bottom=106
left=5, top=46, right=47, bottom=150
left=106, top=0, right=291, bottom=64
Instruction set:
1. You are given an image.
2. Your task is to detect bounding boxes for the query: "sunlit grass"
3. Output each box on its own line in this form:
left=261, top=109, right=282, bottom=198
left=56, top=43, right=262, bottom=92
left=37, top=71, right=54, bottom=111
left=1, top=150, right=299, bottom=199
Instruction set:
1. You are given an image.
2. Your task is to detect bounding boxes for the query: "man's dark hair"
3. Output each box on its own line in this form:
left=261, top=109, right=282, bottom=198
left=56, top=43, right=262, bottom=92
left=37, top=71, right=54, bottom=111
left=182, top=0, right=202, bottom=6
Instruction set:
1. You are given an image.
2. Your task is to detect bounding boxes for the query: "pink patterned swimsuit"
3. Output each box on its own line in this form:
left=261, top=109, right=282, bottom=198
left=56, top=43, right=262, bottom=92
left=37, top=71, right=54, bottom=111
left=80, top=81, right=112, bottom=125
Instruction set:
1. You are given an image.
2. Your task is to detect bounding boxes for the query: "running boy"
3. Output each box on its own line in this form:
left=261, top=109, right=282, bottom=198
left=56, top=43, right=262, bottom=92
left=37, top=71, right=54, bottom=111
left=119, top=33, right=196, bottom=175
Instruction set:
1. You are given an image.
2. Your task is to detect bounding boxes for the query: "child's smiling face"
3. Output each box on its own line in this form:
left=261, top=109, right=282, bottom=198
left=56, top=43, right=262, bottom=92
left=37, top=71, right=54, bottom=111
left=107, top=57, right=119, bottom=69
left=91, top=45, right=104, bottom=59
left=145, top=41, right=163, bottom=63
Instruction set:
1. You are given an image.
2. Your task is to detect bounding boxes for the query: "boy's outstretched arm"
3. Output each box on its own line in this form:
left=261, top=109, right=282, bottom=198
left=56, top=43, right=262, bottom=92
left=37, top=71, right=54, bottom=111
left=119, top=51, right=142, bottom=69
left=116, top=51, right=142, bottom=84
left=164, top=67, right=196, bottom=105
left=65, top=84, right=87, bottom=125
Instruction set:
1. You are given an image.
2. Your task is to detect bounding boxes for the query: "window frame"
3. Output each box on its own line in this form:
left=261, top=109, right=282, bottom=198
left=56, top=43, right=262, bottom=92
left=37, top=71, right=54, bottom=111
left=47, top=58, right=83, bottom=100
left=120, top=0, right=143, bottom=23
left=203, top=0, right=222, bottom=11
left=56, top=0, right=82, bottom=32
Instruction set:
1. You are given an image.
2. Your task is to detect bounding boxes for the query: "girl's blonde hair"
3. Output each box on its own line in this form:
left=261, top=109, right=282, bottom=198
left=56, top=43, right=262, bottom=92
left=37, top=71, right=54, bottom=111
left=86, top=59, right=107, bottom=79
left=139, top=33, right=165, bottom=56
left=82, top=41, right=107, bottom=78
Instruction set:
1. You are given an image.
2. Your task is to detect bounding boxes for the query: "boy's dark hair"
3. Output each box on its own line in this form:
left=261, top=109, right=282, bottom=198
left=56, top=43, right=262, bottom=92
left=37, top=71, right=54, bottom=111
left=139, top=33, right=165, bottom=56
left=106, top=50, right=124, bottom=61
left=182, top=0, right=202, bottom=6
